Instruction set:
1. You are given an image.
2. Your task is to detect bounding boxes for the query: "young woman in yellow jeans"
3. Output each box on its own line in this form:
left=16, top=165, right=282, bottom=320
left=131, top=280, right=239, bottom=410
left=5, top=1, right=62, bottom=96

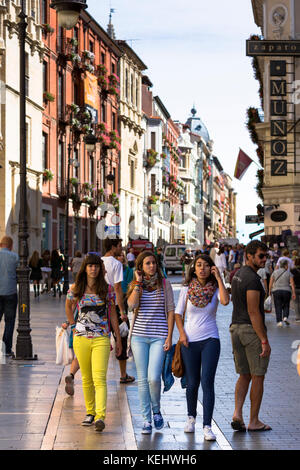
left=65, top=254, right=122, bottom=432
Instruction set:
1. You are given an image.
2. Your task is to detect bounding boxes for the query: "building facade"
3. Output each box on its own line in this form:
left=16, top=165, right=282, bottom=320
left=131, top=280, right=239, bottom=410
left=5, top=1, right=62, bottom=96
left=250, top=0, right=300, bottom=244
left=0, top=0, right=44, bottom=254
left=116, top=40, right=147, bottom=244
left=41, top=2, right=122, bottom=256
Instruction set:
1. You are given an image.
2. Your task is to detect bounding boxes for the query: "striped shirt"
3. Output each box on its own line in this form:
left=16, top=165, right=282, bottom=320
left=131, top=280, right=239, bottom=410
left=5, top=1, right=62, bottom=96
left=132, top=288, right=168, bottom=338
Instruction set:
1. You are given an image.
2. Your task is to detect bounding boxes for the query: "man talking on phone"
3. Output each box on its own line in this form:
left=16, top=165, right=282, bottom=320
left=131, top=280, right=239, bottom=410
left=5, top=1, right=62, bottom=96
left=230, top=240, right=272, bottom=433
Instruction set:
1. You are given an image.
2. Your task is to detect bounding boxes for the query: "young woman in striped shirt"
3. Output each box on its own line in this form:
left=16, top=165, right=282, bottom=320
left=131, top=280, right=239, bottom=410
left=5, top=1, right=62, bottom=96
left=127, top=251, right=175, bottom=434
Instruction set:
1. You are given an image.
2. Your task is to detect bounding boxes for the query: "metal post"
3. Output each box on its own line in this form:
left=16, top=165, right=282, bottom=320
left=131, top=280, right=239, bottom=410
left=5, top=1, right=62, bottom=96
left=63, top=140, right=72, bottom=294
left=15, top=0, right=37, bottom=360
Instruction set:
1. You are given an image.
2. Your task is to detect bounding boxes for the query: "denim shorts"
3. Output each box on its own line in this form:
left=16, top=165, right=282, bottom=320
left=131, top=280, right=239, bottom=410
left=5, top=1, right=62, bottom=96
left=229, top=324, right=270, bottom=376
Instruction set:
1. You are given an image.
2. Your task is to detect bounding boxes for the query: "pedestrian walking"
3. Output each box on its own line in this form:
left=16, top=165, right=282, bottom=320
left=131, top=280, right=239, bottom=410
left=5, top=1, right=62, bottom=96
left=70, top=251, right=84, bottom=282
left=0, top=236, right=19, bottom=357
left=51, top=249, right=63, bottom=297
left=126, top=248, right=135, bottom=268
left=175, top=254, right=229, bottom=441
left=29, top=251, right=43, bottom=297
left=65, top=253, right=122, bottom=431
left=41, top=250, right=51, bottom=293
left=291, top=257, right=300, bottom=322
left=113, top=250, right=135, bottom=384
left=276, top=249, right=293, bottom=271
left=102, top=237, right=134, bottom=384
left=181, top=247, right=194, bottom=280
left=230, top=240, right=272, bottom=432
left=127, top=251, right=175, bottom=434
left=157, top=247, right=167, bottom=278
left=269, top=259, right=296, bottom=327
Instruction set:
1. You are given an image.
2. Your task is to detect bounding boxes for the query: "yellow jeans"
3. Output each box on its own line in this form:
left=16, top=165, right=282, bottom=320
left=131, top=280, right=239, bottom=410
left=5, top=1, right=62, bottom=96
left=73, top=335, right=110, bottom=421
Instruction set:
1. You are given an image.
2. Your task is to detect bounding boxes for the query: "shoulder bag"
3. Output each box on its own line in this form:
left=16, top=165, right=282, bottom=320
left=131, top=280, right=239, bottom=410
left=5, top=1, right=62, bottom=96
left=171, top=293, right=188, bottom=378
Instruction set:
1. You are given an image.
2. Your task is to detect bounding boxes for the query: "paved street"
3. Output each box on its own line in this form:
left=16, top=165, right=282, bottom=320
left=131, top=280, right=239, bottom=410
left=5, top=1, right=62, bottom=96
left=0, top=274, right=300, bottom=450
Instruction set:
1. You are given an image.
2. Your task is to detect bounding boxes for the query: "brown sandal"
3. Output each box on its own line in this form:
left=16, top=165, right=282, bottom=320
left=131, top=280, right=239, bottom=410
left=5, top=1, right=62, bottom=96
left=120, top=374, right=135, bottom=384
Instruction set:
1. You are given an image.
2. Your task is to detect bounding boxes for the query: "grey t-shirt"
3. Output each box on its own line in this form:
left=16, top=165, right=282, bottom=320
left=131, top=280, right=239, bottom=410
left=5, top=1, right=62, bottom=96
left=271, top=268, right=292, bottom=293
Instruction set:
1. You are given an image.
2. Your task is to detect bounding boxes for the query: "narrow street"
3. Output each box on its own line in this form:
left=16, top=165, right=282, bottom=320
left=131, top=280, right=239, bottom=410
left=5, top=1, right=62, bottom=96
left=0, top=274, right=299, bottom=450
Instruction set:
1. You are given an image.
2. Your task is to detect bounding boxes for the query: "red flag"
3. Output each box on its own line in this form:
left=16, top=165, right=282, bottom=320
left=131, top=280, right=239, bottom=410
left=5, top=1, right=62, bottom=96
left=234, top=149, right=253, bottom=180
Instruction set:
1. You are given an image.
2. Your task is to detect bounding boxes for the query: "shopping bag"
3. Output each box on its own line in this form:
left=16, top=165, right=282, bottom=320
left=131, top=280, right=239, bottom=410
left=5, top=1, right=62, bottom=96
left=55, top=327, right=74, bottom=365
left=119, top=321, right=129, bottom=338
left=264, top=295, right=272, bottom=313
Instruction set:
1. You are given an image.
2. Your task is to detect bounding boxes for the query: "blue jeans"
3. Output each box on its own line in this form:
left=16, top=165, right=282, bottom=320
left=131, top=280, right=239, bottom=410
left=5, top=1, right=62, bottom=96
left=131, top=335, right=166, bottom=423
left=181, top=337, right=220, bottom=426
left=0, top=294, right=18, bottom=354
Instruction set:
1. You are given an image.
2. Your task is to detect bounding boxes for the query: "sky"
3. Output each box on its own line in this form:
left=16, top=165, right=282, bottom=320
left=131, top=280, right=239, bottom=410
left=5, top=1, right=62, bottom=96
left=86, top=0, right=263, bottom=243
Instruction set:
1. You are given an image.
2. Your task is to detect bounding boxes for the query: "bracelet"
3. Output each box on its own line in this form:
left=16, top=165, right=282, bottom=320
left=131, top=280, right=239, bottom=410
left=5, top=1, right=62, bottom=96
left=133, top=280, right=143, bottom=285
left=261, top=340, right=268, bottom=345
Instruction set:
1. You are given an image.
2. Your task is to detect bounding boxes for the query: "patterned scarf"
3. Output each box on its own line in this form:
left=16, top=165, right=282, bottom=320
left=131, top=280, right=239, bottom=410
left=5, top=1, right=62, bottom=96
left=187, top=278, right=217, bottom=308
left=142, top=273, right=159, bottom=291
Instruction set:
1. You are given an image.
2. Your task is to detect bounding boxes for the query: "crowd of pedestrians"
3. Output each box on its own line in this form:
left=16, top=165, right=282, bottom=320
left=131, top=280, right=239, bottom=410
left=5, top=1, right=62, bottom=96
left=1, top=234, right=300, bottom=440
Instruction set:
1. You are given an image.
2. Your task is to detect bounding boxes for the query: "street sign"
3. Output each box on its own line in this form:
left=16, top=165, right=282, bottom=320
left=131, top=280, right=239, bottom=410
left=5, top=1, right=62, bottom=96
left=245, top=215, right=263, bottom=224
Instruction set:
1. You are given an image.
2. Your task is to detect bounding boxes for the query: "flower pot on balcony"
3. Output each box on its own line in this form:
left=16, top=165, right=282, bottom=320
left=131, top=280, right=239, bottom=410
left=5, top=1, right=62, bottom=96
left=43, top=91, right=55, bottom=103
left=42, top=169, right=54, bottom=184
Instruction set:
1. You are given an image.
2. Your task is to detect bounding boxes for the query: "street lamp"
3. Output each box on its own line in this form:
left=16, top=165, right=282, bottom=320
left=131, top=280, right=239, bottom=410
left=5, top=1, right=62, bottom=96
left=15, top=1, right=37, bottom=360
left=50, top=0, right=88, bottom=29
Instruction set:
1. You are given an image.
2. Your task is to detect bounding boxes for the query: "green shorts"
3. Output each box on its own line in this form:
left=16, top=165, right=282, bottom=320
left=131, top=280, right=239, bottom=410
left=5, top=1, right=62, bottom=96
left=229, top=324, right=270, bottom=376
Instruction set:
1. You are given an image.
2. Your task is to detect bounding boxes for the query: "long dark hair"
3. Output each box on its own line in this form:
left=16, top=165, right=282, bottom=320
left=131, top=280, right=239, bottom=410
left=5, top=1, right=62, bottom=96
left=72, top=254, right=108, bottom=302
left=127, top=250, right=163, bottom=297
left=184, top=254, right=217, bottom=287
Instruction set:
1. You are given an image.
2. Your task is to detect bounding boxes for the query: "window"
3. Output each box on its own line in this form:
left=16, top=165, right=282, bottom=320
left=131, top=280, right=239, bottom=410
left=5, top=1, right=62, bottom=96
left=57, top=26, right=63, bottom=53
left=89, top=155, right=94, bottom=184
left=165, top=247, right=175, bottom=257
left=125, top=69, right=129, bottom=99
left=181, top=154, right=186, bottom=168
left=41, top=0, right=47, bottom=24
left=58, top=140, right=64, bottom=188
left=113, top=167, right=116, bottom=193
left=101, top=102, right=106, bottom=122
left=58, top=72, right=64, bottom=117
left=136, top=79, right=139, bottom=108
left=112, top=111, right=117, bottom=130
left=101, top=161, right=106, bottom=188
left=101, top=52, right=106, bottom=64
left=89, top=40, right=94, bottom=53
left=73, top=218, right=81, bottom=253
left=42, top=132, right=48, bottom=169
left=111, top=62, right=116, bottom=74
left=151, top=174, right=156, bottom=196
left=130, top=159, right=135, bottom=189
left=151, top=132, right=156, bottom=150
left=73, top=148, right=79, bottom=179
left=131, top=74, right=134, bottom=103
left=25, top=53, right=29, bottom=97
left=74, top=82, right=80, bottom=105
left=73, top=27, right=79, bottom=53
left=43, top=61, right=48, bottom=93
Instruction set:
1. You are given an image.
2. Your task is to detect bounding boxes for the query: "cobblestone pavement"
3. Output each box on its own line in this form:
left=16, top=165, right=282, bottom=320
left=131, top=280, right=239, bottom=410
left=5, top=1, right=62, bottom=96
left=0, top=276, right=299, bottom=450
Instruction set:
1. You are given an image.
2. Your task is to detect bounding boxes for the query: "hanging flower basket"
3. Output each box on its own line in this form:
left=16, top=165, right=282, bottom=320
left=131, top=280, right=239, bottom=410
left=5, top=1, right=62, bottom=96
left=43, top=169, right=54, bottom=183
left=70, top=177, right=79, bottom=186
left=149, top=195, right=159, bottom=205
left=42, top=24, right=55, bottom=35
left=43, top=91, right=55, bottom=103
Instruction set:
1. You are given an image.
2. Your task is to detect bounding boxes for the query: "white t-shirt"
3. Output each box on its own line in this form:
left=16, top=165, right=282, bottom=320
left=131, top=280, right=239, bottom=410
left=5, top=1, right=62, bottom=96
left=175, top=286, right=220, bottom=342
left=257, top=268, right=267, bottom=291
left=101, top=256, right=123, bottom=286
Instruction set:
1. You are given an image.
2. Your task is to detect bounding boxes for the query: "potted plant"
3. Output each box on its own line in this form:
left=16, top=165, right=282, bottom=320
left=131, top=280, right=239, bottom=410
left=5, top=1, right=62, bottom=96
left=42, top=169, right=54, bottom=183
left=70, top=177, right=79, bottom=187
left=82, top=182, right=93, bottom=193
left=42, top=24, right=55, bottom=35
left=70, top=103, right=80, bottom=114
left=43, top=91, right=55, bottom=103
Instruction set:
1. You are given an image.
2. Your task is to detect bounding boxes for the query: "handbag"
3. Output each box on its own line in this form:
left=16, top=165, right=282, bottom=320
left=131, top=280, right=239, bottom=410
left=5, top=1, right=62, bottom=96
left=56, top=327, right=74, bottom=365
left=264, top=295, right=272, bottom=313
left=171, top=294, right=188, bottom=378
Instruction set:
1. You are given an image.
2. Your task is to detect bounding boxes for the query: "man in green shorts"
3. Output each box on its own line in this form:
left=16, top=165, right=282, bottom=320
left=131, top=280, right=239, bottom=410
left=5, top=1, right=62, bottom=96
left=230, top=240, right=272, bottom=432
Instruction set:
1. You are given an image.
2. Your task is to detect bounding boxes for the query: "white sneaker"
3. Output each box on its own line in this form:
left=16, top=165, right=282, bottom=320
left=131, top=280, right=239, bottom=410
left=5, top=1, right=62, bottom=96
left=277, top=322, right=283, bottom=327
left=184, top=416, right=196, bottom=433
left=203, top=425, right=216, bottom=441
left=283, top=317, right=290, bottom=325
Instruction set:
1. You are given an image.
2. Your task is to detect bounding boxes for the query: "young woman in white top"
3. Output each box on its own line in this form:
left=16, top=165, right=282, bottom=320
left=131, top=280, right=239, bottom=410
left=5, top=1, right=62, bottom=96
left=175, top=254, right=229, bottom=441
